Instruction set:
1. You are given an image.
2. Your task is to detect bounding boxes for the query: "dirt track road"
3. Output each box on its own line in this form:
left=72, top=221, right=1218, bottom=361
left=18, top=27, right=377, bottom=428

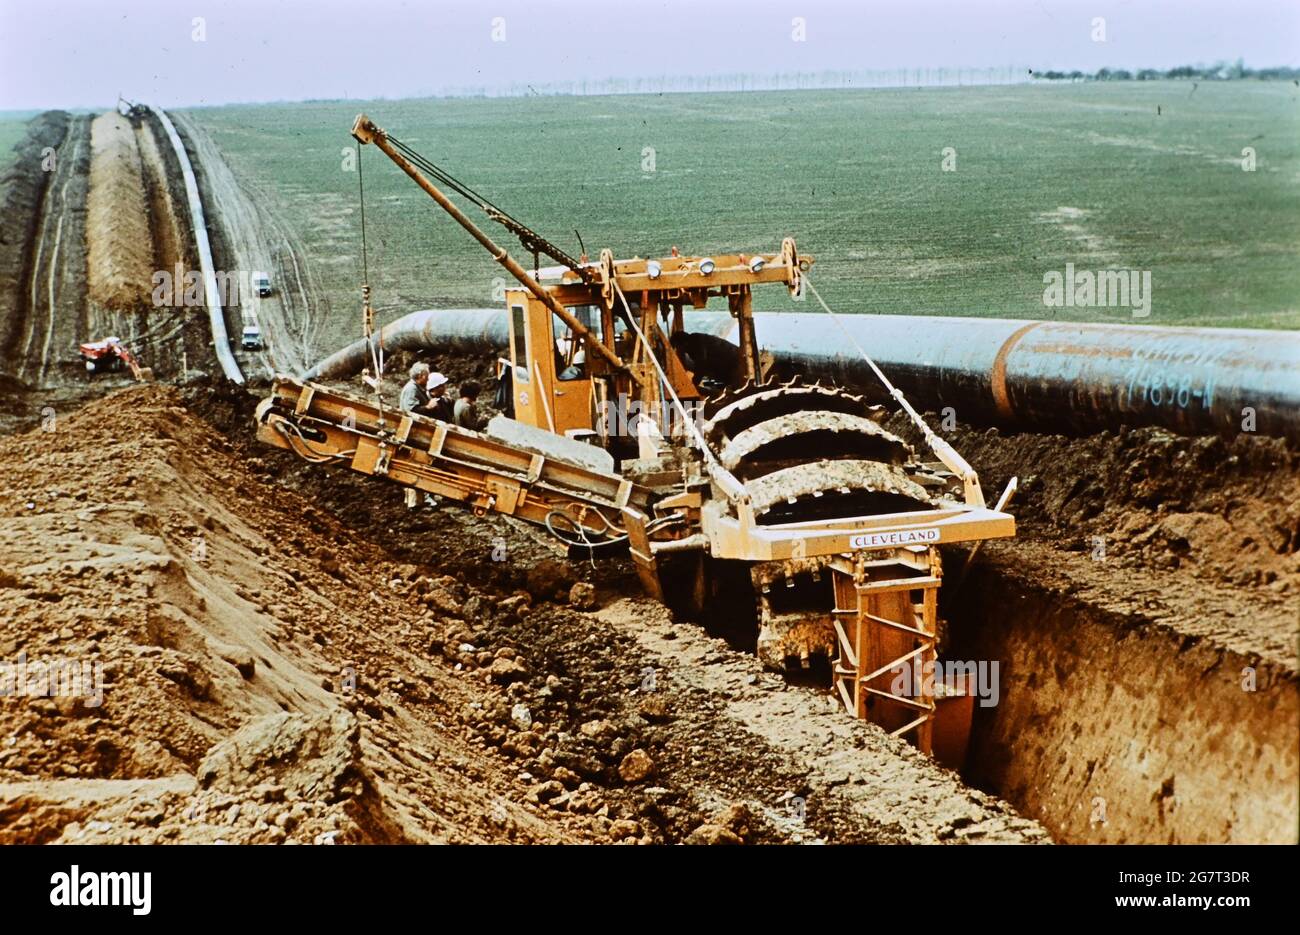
left=172, top=112, right=325, bottom=377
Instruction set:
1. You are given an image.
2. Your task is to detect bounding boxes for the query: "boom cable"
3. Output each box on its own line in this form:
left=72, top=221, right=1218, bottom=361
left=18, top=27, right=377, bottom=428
left=802, top=274, right=982, bottom=501
left=385, top=132, right=593, bottom=282
left=357, top=138, right=370, bottom=285
left=800, top=275, right=940, bottom=443
left=355, top=138, right=384, bottom=382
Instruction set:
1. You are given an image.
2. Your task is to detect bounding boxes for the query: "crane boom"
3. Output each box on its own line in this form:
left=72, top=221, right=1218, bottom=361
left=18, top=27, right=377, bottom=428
left=350, top=114, right=638, bottom=385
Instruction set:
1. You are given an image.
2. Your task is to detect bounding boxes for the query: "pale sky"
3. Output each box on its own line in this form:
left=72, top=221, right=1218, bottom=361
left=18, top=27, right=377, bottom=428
left=1, top=0, right=1297, bottom=110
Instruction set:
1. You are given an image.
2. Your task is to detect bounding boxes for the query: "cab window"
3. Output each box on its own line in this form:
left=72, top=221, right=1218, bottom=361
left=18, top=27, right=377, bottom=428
left=511, top=304, right=529, bottom=383
left=554, top=306, right=594, bottom=381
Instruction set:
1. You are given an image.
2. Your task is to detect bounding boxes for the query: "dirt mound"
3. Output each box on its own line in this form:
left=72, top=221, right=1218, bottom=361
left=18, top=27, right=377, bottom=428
left=0, top=111, right=70, bottom=365
left=885, top=413, right=1299, bottom=666
left=949, top=422, right=1298, bottom=586
left=135, top=119, right=187, bottom=282
left=86, top=111, right=154, bottom=312
left=0, top=385, right=500, bottom=842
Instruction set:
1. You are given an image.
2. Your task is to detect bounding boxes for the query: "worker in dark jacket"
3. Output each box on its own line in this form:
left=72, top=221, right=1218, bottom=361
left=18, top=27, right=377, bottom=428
left=454, top=381, right=484, bottom=430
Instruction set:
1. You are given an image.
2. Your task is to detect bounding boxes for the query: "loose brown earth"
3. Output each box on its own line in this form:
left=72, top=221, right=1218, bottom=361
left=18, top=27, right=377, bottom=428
left=86, top=111, right=153, bottom=313
left=0, top=108, right=1295, bottom=844
left=0, top=383, right=1049, bottom=844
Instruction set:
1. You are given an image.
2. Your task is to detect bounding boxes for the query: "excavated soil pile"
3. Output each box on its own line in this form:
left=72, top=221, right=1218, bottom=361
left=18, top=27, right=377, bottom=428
left=0, top=111, right=70, bottom=365
left=134, top=117, right=189, bottom=302
left=956, top=424, right=1297, bottom=598
left=0, top=383, right=1048, bottom=844
left=888, top=414, right=1300, bottom=665
left=86, top=112, right=154, bottom=312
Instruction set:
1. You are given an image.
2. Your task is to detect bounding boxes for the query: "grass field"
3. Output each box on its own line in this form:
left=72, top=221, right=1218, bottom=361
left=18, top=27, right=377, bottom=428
left=0, top=112, right=41, bottom=174
left=184, top=83, right=1296, bottom=343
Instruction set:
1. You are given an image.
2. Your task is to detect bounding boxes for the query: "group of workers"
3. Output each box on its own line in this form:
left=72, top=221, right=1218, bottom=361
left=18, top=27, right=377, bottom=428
left=393, top=331, right=742, bottom=508
left=397, top=362, right=483, bottom=510
left=399, top=361, right=482, bottom=430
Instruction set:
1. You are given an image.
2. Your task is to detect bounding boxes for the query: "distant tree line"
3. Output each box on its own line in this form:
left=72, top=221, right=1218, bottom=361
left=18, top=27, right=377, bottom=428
left=438, top=66, right=1031, bottom=98
left=1032, top=60, right=1300, bottom=82
left=403, top=61, right=1297, bottom=101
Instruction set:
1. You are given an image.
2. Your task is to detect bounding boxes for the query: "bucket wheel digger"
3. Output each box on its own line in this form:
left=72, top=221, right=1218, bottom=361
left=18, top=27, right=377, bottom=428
left=255, top=114, right=1016, bottom=757
left=696, top=376, right=944, bottom=661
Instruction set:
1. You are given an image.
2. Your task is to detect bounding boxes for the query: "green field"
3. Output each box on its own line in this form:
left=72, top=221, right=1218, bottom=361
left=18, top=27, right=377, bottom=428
left=187, top=82, right=1297, bottom=344
left=0, top=111, right=41, bottom=174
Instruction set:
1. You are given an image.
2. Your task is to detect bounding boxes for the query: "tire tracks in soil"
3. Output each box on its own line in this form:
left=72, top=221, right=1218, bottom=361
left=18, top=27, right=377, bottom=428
left=171, top=112, right=327, bottom=378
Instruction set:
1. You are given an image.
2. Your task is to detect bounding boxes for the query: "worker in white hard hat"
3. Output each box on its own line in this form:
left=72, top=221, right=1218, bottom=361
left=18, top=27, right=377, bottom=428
left=425, top=371, right=454, bottom=422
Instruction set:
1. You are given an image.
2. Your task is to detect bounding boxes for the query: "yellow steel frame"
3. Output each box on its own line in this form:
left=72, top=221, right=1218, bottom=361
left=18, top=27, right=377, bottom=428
left=831, top=547, right=941, bottom=751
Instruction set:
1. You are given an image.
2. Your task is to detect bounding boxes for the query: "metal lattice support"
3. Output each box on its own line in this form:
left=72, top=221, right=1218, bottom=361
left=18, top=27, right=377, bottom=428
left=831, top=547, right=941, bottom=753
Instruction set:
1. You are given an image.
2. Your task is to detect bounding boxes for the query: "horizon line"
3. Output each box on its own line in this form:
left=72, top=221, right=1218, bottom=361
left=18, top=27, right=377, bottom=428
left=4, top=61, right=1297, bottom=115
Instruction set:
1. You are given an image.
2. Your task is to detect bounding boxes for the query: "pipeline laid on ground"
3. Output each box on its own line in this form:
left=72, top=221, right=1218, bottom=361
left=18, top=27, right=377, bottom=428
left=302, top=309, right=511, bottom=381
left=302, top=308, right=1300, bottom=443
left=144, top=106, right=244, bottom=386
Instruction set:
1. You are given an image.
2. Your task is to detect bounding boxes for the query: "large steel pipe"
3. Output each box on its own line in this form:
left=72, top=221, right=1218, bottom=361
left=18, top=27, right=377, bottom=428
left=304, top=309, right=1300, bottom=442
left=303, top=309, right=509, bottom=380
left=698, top=314, right=1300, bottom=443
left=145, top=106, right=245, bottom=385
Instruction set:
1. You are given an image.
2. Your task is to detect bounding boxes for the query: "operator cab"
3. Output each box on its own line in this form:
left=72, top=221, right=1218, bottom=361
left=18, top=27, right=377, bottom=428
left=503, top=245, right=807, bottom=457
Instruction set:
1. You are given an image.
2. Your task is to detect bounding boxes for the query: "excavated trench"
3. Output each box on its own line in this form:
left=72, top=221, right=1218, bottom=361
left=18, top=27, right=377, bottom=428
left=687, top=540, right=1298, bottom=844
left=945, top=557, right=1298, bottom=844
left=676, top=406, right=1300, bottom=844
left=866, top=412, right=1300, bottom=844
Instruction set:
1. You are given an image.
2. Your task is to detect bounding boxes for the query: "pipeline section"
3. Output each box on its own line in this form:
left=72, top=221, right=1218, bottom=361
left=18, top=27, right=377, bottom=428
left=303, top=309, right=511, bottom=381
left=144, top=106, right=244, bottom=385
left=303, top=309, right=1300, bottom=443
